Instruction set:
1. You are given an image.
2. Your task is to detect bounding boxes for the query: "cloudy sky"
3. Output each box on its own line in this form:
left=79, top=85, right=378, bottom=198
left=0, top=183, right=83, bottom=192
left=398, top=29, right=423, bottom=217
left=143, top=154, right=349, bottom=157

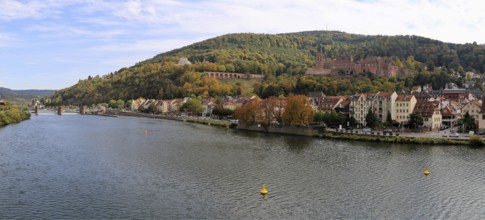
left=0, top=0, right=483, bottom=90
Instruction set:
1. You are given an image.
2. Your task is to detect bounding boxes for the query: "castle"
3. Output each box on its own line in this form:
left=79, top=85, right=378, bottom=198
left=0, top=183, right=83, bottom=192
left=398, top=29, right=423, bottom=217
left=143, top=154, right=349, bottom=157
left=306, top=51, right=398, bottom=77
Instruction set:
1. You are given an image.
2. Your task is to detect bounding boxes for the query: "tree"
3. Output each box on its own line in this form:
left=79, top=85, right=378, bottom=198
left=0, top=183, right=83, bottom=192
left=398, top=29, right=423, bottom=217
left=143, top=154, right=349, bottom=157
left=179, top=99, right=203, bottom=115
left=348, top=116, right=358, bottom=128
left=365, top=109, right=378, bottom=128
left=462, top=112, right=476, bottom=131
left=259, top=97, right=283, bottom=128
left=116, top=100, right=125, bottom=109
left=234, top=98, right=261, bottom=125
left=315, top=110, right=345, bottom=127
left=386, top=111, right=393, bottom=126
left=324, top=110, right=345, bottom=127
left=148, top=103, right=157, bottom=113
left=408, top=112, right=424, bottom=129
left=138, top=105, right=146, bottom=112
left=212, top=105, right=234, bottom=119
left=126, top=100, right=133, bottom=109
left=282, top=95, right=314, bottom=127
left=108, top=100, right=117, bottom=109
left=313, top=111, right=325, bottom=124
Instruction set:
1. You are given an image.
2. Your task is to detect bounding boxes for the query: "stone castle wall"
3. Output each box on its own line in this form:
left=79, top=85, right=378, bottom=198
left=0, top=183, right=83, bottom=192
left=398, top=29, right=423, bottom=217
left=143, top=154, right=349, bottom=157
left=306, top=52, right=398, bottom=77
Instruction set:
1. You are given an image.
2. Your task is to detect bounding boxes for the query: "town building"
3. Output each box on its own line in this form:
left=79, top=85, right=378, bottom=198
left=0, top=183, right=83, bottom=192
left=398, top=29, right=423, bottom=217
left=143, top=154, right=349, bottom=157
left=462, top=100, right=481, bottom=128
left=479, top=96, right=485, bottom=132
left=308, top=92, right=326, bottom=110
left=441, top=105, right=459, bottom=129
left=395, top=94, right=417, bottom=125
left=413, top=102, right=442, bottom=131
left=371, top=92, right=397, bottom=123
left=317, top=96, right=345, bottom=111
left=349, top=92, right=377, bottom=126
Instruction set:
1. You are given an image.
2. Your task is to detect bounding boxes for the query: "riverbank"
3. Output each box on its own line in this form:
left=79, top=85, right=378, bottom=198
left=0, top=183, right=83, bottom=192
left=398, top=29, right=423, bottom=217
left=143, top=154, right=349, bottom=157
left=0, top=105, right=31, bottom=127
left=237, top=124, right=477, bottom=146
left=321, top=131, right=470, bottom=145
left=101, top=110, right=236, bottom=128
left=99, top=110, right=479, bottom=146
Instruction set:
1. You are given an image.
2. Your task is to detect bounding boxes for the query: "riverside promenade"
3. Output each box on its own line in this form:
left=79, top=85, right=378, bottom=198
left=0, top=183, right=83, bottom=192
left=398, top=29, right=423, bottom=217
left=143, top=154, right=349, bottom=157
left=92, top=110, right=476, bottom=145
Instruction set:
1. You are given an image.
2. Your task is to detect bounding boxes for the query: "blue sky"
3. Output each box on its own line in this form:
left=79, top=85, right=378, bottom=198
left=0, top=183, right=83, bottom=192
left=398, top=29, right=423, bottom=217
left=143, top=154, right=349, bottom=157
left=0, top=0, right=484, bottom=90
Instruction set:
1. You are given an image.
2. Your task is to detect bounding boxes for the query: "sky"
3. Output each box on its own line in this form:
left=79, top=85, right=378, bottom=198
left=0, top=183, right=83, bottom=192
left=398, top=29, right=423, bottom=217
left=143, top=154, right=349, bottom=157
left=0, top=0, right=484, bottom=90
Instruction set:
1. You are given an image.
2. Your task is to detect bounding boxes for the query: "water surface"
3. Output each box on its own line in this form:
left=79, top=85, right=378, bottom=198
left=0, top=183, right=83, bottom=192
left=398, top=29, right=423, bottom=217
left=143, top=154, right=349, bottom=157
left=1, top=115, right=485, bottom=219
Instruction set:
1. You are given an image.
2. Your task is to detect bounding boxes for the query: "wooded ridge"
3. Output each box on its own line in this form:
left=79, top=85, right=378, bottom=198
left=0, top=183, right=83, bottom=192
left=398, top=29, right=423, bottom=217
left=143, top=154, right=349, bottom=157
left=48, top=31, right=485, bottom=105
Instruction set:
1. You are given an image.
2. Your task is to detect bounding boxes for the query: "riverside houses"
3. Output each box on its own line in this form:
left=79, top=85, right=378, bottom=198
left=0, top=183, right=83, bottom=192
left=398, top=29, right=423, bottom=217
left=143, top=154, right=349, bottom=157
left=371, top=92, right=397, bottom=123
left=413, top=101, right=442, bottom=131
left=462, top=100, right=481, bottom=128
left=395, top=94, right=417, bottom=126
left=479, top=96, right=485, bottom=133
left=349, top=93, right=375, bottom=126
left=349, top=92, right=396, bottom=126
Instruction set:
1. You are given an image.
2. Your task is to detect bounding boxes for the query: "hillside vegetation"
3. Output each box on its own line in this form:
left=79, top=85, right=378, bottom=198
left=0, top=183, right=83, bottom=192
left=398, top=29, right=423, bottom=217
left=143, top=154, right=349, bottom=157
left=49, top=31, right=485, bottom=105
left=0, top=104, right=31, bottom=126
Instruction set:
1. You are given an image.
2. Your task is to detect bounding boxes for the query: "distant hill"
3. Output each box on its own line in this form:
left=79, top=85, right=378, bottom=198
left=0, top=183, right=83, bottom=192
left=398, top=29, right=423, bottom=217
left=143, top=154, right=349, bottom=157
left=50, top=31, right=485, bottom=105
left=0, top=87, right=55, bottom=96
left=0, top=87, right=55, bottom=104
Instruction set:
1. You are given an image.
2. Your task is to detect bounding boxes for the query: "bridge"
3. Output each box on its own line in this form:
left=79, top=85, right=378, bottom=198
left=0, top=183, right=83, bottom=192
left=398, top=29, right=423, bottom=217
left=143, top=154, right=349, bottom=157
left=32, top=106, right=87, bottom=115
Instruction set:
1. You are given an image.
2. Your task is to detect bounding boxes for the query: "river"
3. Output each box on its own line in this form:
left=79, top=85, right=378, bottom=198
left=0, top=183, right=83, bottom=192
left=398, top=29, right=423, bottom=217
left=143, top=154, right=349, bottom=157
left=1, top=114, right=485, bottom=219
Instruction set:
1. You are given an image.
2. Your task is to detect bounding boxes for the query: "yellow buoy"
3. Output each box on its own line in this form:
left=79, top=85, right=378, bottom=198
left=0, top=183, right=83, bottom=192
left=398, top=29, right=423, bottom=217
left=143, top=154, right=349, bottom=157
left=260, top=184, right=268, bottom=197
left=424, top=167, right=429, bottom=176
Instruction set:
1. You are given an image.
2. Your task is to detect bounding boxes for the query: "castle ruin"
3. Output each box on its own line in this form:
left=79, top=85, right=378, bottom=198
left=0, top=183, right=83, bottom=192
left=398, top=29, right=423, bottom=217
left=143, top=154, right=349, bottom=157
left=306, top=51, right=398, bottom=77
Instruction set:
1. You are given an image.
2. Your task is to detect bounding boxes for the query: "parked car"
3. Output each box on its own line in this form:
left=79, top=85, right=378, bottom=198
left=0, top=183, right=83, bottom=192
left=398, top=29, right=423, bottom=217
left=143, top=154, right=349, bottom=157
left=449, top=132, right=459, bottom=138
left=440, top=125, right=449, bottom=130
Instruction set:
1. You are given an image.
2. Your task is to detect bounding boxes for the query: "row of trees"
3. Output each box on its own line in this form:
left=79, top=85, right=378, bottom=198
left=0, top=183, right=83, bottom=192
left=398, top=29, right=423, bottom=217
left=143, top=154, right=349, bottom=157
left=232, top=96, right=482, bottom=132
left=234, top=95, right=314, bottom=129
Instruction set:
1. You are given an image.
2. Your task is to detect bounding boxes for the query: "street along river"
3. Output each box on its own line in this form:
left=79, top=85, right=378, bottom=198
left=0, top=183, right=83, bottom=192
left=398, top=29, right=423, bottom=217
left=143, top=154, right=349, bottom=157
left=1, top=114, right=485, bottom=219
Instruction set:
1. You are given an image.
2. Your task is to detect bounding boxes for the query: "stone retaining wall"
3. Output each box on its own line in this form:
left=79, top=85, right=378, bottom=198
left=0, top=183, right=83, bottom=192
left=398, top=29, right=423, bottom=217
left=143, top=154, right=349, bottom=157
left=237, top=124, right=319, bottom=137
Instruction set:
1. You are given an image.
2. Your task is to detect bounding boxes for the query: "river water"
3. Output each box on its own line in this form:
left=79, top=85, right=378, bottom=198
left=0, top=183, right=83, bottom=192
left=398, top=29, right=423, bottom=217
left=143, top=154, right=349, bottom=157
left=1, top=114, right=485, bottom=219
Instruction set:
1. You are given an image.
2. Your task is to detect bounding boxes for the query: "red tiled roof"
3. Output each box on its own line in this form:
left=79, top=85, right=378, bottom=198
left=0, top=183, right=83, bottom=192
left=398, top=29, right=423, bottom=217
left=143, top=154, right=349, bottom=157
left=440, top=105, right=455, bottom=116
left=413, top=102, right=438, bottom=117
left=396, top=94, right=415, bottom=102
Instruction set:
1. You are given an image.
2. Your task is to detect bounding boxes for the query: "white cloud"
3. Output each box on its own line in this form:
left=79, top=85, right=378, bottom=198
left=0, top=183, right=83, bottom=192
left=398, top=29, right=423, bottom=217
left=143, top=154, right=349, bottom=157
left=89, top=39, right=199, bottom=53
left=25, top=23, right=125, bottom=40
left=0, top=33, right=13, bottom=47
left=0, top=0, right=45, bottom=20
left=2, top=0, right=485, bottom=89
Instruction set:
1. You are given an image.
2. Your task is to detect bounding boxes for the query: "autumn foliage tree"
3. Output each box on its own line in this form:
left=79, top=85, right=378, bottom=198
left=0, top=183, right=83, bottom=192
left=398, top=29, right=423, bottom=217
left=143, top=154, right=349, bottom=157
left=282, top=95, right=314, bottom=127
left=259, top=97, right=287, bottom=128
left=234, top=98, right=261, bottom=125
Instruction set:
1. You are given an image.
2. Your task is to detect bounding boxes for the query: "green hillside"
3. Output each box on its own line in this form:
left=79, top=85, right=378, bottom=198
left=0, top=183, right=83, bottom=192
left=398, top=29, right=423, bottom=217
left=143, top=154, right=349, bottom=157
left=49, top=31, right=485, bottom=105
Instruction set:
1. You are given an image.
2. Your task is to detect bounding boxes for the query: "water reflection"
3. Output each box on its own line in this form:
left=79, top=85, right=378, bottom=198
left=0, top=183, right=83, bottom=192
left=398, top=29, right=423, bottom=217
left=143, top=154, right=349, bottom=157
left=283, top=135, right=312, bottom=153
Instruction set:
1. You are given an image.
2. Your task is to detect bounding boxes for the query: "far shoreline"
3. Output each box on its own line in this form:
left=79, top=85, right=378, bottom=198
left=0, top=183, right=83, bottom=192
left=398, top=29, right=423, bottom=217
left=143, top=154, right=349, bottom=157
left=100, top=110, right=478, bottom=146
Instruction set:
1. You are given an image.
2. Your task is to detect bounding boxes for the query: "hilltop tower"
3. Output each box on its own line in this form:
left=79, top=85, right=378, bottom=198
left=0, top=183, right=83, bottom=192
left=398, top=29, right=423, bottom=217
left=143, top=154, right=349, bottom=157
left=315, top=50, right=325, bottom=69
left=306, top=49, right=331, bottom=75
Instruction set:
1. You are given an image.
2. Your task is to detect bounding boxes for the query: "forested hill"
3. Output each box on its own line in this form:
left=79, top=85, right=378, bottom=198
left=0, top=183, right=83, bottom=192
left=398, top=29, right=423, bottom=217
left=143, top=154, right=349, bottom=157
left=147, top=31, right=485, bottom=73
left=50, top=31, right=485, bottom=105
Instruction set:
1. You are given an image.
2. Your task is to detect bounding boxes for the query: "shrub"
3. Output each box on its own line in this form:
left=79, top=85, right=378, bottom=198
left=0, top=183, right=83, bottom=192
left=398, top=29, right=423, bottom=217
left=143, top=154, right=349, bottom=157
left=469, top=135, right=484, bottom=147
